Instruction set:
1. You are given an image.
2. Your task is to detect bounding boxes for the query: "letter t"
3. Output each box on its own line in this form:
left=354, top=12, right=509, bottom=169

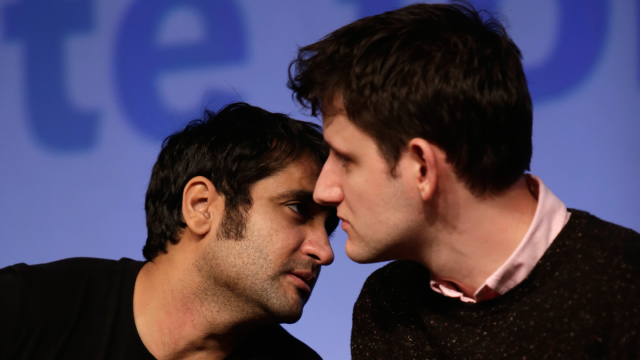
left=4, top=0, right=97, bottom=150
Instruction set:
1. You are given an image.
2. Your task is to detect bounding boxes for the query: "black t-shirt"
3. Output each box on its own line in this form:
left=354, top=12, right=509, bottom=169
left=0, top=257, right=322, bottom=360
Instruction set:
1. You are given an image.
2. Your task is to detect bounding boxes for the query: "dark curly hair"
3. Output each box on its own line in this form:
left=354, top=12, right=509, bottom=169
left=143, top=102, right=337, bottom=260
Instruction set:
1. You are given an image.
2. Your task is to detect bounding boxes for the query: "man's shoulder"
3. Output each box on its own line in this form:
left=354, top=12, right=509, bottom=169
left=568, top=209, right=640, bottom=240
left=0, top=257, right=144, bottom=358
left=356, top=260, right=433, bottom=313
left=2, top=257, right=140, bottom=291
left=0, top=257, right=143, bottom=325
left=364, top=260, right=429, bottom=289
left=530, top=209, right=640, bottom=302
left=231, top=324, right=322, bottom=360
left=6, top=256, right=136, bottom=273
left=564, top=209, right=640, bottom=267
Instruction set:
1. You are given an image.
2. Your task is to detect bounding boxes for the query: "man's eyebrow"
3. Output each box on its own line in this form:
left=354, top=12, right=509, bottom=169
left=325, top=141, right=351, bottom=160
left=324, top=138, right=339, bottom=152
left=275, top=189, right=315, bottom=202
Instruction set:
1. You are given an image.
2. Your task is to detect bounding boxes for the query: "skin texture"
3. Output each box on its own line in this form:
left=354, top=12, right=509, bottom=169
left=133, top=159, right=334, bottom=360
left=313, top=110, right=427, bottom=264
left=195, top=158, right=334, bottom=323
left=314, top=98, right=538, bottom=298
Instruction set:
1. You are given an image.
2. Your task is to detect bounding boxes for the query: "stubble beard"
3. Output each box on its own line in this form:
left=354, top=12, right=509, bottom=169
left=194, top=204, right=306, bottom=325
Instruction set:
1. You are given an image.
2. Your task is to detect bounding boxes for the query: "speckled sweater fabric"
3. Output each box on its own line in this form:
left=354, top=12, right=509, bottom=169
left=351, top=210, right=640, bottom=359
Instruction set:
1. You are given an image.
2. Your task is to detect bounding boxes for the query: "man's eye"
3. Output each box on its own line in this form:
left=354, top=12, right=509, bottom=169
left=331, top=150, right=350, bottom=167
left=288, top=203, right=311, bottom=218
left=336, top=153, right=350, bottom=165
left=287, top=203, right=301, bottom=214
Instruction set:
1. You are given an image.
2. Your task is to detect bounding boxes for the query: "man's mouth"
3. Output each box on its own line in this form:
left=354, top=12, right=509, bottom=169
left=340, top=218, right=351, bottom=231
left=288, top=270, right=316, bottom=294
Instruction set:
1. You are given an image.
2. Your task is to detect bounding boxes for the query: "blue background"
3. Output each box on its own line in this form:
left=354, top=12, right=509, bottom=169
left=0, top=0, right=638, bottom=358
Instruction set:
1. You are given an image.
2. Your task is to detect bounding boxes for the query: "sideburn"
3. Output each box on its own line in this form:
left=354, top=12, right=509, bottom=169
left=216, top=204, right=249, bottom=240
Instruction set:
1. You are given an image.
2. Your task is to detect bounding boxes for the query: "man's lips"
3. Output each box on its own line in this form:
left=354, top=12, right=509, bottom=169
left=340, top=217, right=351, bottom=231
left=288, top=270, right=316, bottom=294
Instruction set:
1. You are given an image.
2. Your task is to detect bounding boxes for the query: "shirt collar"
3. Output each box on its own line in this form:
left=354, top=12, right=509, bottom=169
left=429, top=175, right=570, bottom=303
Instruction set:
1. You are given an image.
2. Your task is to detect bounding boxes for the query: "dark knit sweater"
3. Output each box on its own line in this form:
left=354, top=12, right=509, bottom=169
left=351, top=210, right=640, bottom=359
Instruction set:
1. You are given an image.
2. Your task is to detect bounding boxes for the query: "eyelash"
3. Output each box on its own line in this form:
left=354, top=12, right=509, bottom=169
left=335, top=153, right=350, bottom=166
left=287, top=203, right=311, bottom=218
left=287, top=203, right=337, bottom=235
left=290, top=202, right=322, bottom=223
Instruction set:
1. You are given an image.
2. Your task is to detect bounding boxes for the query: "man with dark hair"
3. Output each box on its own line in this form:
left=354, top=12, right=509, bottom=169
left=0, top=103, right=338, bottom=359
left=289, top=2, right=640, bottom=358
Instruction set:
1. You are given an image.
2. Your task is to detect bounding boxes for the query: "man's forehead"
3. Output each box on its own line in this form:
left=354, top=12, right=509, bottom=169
left=253, top=159, right=320, bottom=197
left=321, top=108, right=350, bottom=140
left=319, top=93, right=360, bottom=143
left=321, top=112, right=365, bottom=154
left=320, top=91, right=347, bottom=127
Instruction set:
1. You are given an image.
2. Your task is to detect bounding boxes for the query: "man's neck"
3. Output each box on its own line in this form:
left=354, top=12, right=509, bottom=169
left=133, top=248, right=259, bottom=360
left=418, top=176, right=538, bottom=298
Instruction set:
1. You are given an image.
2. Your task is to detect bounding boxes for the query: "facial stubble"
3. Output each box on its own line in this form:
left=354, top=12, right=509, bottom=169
left=195, top=204, right=311, bottom=324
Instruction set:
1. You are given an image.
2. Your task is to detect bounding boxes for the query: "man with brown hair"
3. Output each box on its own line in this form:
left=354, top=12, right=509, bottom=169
left=289, top=2, right=640, bottom=358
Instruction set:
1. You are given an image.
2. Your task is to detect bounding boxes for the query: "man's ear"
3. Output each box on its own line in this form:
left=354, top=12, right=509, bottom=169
left=405, top=138, right=438, bottom=202
left=182, top=176, right=221, bottom=236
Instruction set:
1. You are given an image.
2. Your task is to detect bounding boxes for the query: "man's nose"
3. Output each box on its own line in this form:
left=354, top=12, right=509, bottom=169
left=313, top=159, right=344, bottom=207
left=302, top=229, right=335, bottom=266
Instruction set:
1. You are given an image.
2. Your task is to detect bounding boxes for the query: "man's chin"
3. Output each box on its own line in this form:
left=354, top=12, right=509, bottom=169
left=346, top=238, right=383, bottom=264
left=278, top=313, right=303, bottom=324
left=266, top=294, right=305, bottom=324
left=272, top=305, right=303, bottom=324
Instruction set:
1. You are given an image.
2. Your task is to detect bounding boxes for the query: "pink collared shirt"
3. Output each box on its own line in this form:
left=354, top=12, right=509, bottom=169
left=430, top=175, right=571, bottom=303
